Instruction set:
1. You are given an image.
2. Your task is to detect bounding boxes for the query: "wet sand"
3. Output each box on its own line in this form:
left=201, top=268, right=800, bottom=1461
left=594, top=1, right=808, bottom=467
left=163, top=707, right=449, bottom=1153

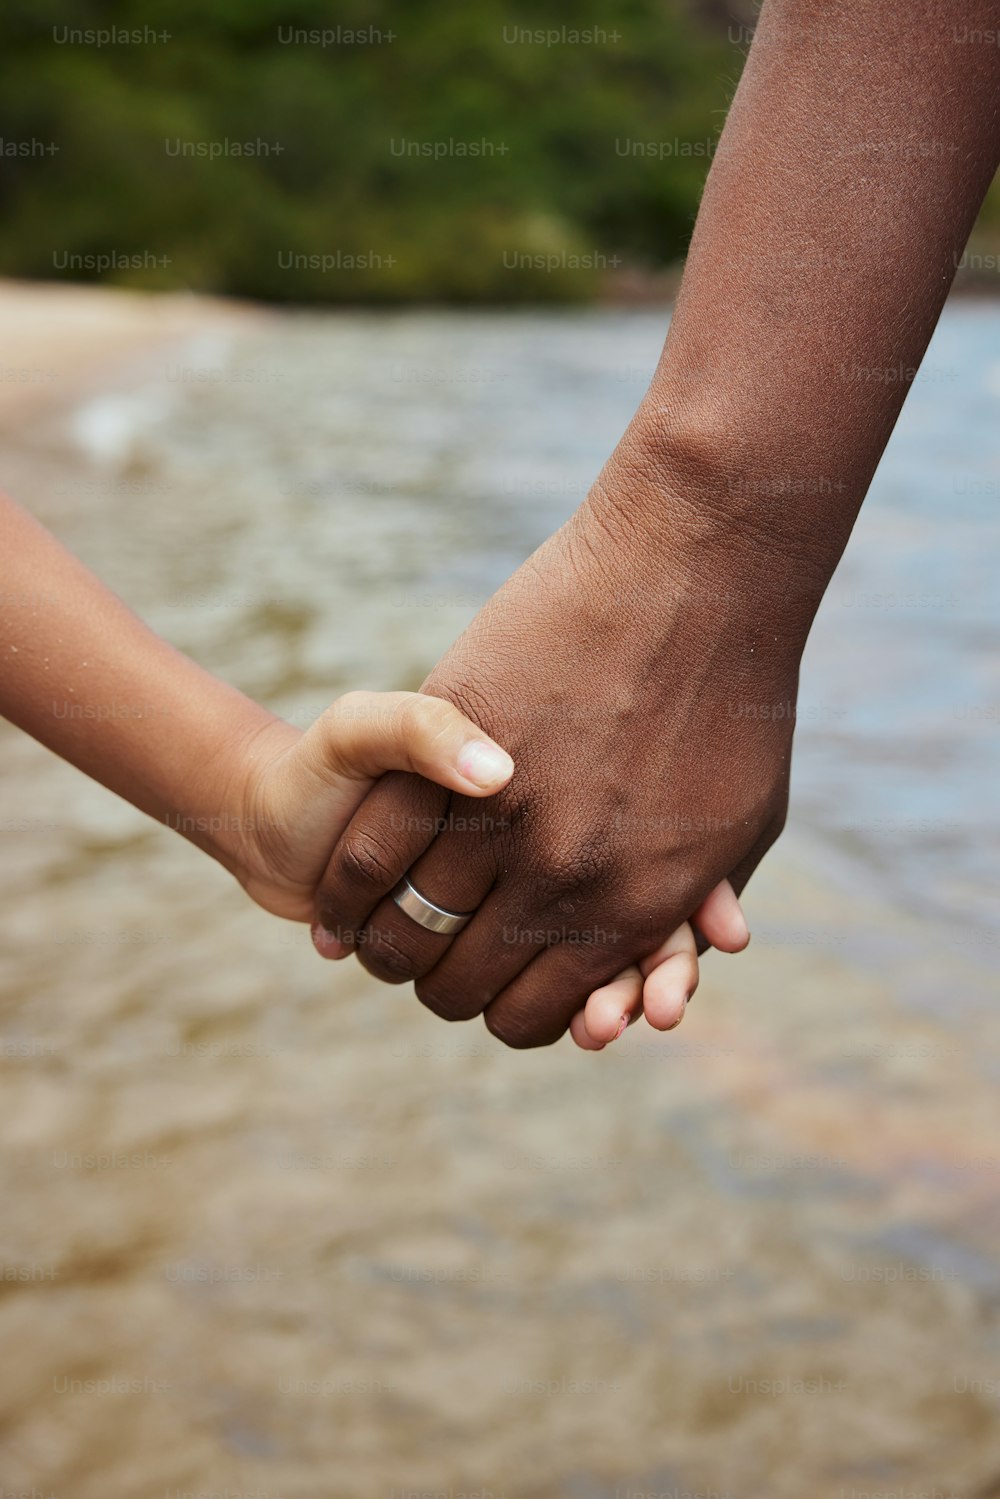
left=1, top=282, right=999, bottom=1499
left=0, top=278, right=263, bottom=420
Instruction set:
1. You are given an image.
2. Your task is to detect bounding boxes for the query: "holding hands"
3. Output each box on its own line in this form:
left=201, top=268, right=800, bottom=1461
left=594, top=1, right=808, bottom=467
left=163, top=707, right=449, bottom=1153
left=309, top=467, right=776, bottom=1049
left=0, top=483, right=748, bottom=1050
left=224, top=685, right=750, bottom=1049
left=1, top=493, right=748, bottom=1053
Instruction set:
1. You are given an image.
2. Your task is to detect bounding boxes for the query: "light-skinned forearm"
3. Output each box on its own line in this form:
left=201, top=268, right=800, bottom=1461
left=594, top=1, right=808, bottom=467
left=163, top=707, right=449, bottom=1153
left=0, top=493, right=289, bottom=869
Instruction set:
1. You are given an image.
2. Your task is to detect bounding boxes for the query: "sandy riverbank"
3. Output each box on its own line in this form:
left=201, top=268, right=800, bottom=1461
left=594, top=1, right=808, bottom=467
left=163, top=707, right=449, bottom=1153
left=0, top=278, right=266, bottom=422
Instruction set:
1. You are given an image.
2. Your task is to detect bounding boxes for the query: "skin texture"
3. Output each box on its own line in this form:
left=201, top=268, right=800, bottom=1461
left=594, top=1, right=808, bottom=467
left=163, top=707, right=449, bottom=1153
left=314, top=0, right=1000, bottom=1046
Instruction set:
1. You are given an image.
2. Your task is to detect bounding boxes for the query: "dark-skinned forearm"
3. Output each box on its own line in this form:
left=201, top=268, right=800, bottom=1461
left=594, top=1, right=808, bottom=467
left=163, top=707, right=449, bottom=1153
left=602, top=0, right=1000, bottom=626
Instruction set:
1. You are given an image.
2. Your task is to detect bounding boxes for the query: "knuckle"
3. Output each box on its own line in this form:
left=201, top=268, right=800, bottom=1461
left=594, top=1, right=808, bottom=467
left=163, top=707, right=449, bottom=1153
left=399, top=692, right=434, bottom=740
left=332, top=688, right=367, bottom=719
left=405, top=694, right=460, bottom=764
left=335, top=829, right=397, bottom=896
left=414, top=974, right=486, bottom=1022
left=324, top=689, right=368, bottom=737
left=357, top=926, right=422, bottom=985
left=534, top=847, right=609, bottom=908
left=483, top=1005, right=563, bottom=1051
left=482, top=1006, right=531, bottom=1049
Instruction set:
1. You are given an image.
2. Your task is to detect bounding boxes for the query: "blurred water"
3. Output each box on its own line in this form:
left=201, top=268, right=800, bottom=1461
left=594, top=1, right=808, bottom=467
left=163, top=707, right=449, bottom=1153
left=794, top=305, right=1000, bottom=944
left=51, top=304, right=1000, bottom=947
left=1, top=301, right=999, bottom=1499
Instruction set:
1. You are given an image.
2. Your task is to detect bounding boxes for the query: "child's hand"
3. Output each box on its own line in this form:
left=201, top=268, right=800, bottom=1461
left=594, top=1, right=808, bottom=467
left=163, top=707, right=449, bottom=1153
left=227, top=692, right=513, bottom=926
left=569, top=879, right=749, bottom=1050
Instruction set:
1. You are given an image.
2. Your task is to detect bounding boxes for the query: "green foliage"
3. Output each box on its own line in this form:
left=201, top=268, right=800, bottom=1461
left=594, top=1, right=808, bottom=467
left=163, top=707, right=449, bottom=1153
left=0, top=0, right=996, bottom=303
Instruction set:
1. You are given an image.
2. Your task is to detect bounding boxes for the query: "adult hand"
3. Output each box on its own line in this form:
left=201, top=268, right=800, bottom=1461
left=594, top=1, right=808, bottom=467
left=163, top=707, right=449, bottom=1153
left=313, top=420, right=803, bottom=1046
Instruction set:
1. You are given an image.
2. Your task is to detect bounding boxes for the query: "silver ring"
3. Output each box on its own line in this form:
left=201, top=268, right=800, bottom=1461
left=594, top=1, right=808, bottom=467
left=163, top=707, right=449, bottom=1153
left=392, top=876, right=474, bottom=935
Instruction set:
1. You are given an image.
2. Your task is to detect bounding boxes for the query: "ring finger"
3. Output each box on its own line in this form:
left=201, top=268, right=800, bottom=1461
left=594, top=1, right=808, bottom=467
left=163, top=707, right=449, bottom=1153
left=355, top=819, right=499, bottom=986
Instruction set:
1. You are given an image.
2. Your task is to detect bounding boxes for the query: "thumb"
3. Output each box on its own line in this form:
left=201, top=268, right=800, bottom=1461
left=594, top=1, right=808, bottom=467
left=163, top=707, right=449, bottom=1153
left=302, top=690, right=514, bottom=797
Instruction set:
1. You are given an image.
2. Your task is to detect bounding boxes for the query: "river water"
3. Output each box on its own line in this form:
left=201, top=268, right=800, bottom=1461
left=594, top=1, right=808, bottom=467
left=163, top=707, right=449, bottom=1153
left=0, top=303, right=998, bottom=1498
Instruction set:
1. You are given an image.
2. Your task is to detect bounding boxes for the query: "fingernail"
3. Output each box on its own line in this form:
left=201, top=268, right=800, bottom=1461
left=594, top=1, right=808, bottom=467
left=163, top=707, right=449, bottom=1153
left=666, top=996, right=690, bottom=1031
left=611, top=1015, right=628, bottom=1042
left=457, top=740, right=514, bottom=789
left=732, top=909, right=750, bottom=946
left=311, top=922, right=349, bottom=960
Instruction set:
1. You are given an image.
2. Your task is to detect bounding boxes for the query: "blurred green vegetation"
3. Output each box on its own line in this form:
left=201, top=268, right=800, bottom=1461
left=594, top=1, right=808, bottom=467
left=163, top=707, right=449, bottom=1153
left=0, top=0, right=997, bottom=303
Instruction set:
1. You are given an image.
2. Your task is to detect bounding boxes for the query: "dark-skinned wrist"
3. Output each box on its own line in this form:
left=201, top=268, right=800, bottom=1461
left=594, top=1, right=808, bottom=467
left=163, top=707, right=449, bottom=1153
left=580, top=410, right=844, bottom=665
